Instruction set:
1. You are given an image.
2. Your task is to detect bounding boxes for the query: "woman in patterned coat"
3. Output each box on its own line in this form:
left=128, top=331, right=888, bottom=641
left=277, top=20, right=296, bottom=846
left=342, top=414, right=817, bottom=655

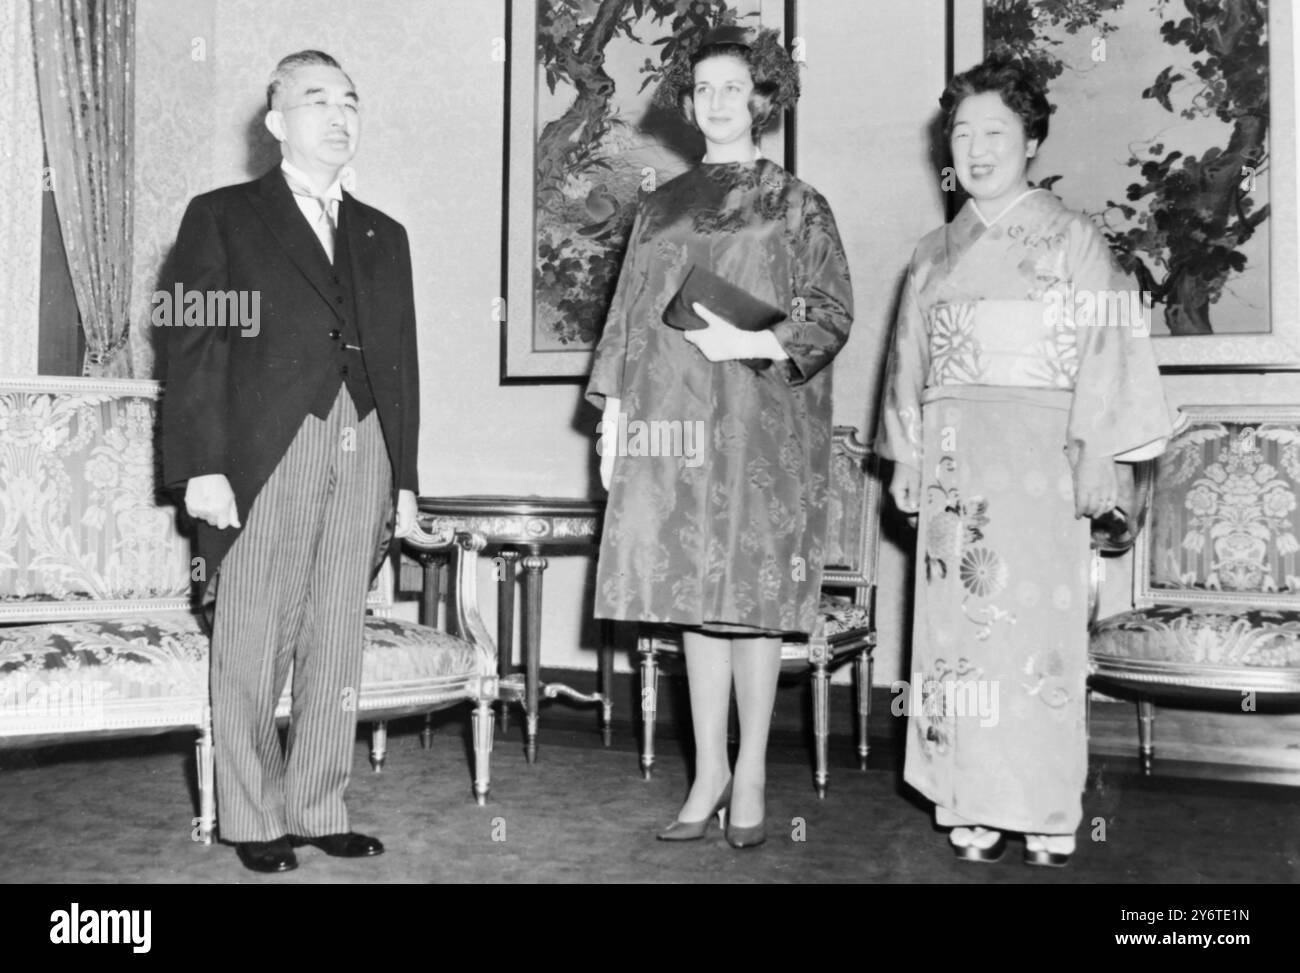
left=586, top=26, right=854, bottom=849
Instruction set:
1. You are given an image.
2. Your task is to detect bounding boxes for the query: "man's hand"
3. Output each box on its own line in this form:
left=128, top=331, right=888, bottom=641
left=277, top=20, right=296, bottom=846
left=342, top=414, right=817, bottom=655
left=395, top=489, right=418, bottom=538
left=185, top=474, right=241, bottom=530
left=1072, top=447, right=1119, bottom=519
left=599, top=397, right=621, bottom=491
left=890, top=463, right=922, bottom=527
left=682, top=302, right=788, bottom=362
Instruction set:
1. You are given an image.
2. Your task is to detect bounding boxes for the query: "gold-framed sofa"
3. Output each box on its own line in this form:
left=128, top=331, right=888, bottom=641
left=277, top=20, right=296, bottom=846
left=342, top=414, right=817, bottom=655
left=0, top=377, right=499, bottom=843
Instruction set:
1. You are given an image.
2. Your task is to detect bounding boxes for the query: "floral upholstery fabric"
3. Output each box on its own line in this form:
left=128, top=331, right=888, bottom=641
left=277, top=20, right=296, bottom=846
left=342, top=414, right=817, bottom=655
left=0, top=388, right=190, bottom=604
left=354, top=616, right=480, bottom=684
left=1092, top=604, right=1300, bottom=669
left=824, top=443, right=868, bottom=575
left=1092, top=415, right=1300, bottom=697
left=0, top=611, right=208, bottom=737
left=817, top=591, right=872, bottom=639
left=0, top=611, right=480, bottom=739
left=1148, top=420, right=1300, bottom=596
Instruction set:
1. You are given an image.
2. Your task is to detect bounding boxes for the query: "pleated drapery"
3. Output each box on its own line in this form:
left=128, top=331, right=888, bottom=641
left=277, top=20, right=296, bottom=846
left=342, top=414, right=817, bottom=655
left=31, top=0, right=136, bottom=377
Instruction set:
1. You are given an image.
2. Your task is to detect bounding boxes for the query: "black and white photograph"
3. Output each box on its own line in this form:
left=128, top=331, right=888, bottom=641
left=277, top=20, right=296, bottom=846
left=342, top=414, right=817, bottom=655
left=0, top=0, right=1298, bottom=919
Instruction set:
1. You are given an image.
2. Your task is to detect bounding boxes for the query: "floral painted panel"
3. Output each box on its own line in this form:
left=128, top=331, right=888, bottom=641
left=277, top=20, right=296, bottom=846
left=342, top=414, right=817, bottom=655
left=1148, top=421, right=1300, bottom=595
left=0, top=389, right=190, bottom=603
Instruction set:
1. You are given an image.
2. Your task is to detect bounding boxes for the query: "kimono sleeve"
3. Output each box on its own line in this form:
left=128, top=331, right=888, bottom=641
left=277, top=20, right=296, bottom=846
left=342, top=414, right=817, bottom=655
left=873, top=262, right=929, bottom=472
left=1064, top=216, right=1174, bottom=462
left=584, top=205, right=646, bottom=411
left=770, top=187, right=854, bottom=386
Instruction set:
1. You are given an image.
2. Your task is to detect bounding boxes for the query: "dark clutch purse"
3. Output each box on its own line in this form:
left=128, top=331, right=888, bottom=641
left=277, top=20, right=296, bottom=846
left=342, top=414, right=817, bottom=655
left=1091, top=461, right=1150, bottom=555
left=662, top=265, right=786, bottom=373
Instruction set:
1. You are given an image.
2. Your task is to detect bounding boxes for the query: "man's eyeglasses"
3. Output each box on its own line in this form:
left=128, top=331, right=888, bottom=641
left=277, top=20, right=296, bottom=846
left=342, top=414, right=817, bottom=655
left=283, top=99, right=360, bottom=117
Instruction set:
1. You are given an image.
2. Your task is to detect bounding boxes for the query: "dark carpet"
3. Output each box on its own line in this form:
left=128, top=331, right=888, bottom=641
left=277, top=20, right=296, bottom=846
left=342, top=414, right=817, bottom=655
left=2, top=717, right=1298, bottom=884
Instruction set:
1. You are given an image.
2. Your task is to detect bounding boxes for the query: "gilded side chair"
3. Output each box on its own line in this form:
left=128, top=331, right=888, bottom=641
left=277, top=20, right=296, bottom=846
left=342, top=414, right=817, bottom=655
left=1089, top=405, right=1300, bottom=770
left=638, top=426, right=882, bottom=797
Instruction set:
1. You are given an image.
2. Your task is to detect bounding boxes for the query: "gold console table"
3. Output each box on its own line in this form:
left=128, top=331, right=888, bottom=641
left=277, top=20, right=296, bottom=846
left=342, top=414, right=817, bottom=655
left=417, top=495, right=610, bottom=763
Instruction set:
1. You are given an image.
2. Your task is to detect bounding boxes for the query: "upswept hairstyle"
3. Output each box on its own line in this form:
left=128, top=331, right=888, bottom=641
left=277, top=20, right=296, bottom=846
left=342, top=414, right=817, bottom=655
left=654, top=26, right=800, bottom=140
left=266, top=50, right=353, bottom=111
left=939, top=52, right=1052, bottom=144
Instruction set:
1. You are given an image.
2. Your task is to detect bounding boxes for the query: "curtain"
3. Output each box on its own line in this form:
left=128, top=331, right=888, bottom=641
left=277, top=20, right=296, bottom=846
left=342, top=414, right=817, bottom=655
left=0, top=0, right=44, bottom=376
left=30, top=0, right=136, bottom=378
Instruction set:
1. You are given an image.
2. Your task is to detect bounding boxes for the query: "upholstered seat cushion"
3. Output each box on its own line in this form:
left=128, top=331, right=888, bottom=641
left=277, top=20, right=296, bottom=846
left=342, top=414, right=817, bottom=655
left=347, top=616, right=484, bottom=717
left=1091, top=604, right=1300, bottom=669
left=0, top=611, right=481, bottom=742
left=818, top=592, right=872, bottom=639
left=0, top=612, right=209, bottom=740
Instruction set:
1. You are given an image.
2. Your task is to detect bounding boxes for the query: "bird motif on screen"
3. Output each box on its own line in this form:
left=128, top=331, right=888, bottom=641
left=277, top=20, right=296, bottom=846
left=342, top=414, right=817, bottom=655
left=577, top=182, right=657, bottom=244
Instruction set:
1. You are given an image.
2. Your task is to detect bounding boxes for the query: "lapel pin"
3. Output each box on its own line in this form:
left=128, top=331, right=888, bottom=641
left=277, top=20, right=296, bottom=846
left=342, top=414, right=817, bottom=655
left=366, top=229, right=375, bottom=238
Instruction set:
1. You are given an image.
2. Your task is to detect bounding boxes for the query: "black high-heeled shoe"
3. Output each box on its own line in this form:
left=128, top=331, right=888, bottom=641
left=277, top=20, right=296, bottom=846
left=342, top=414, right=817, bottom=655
left=656, top=779, right=732, bottom=841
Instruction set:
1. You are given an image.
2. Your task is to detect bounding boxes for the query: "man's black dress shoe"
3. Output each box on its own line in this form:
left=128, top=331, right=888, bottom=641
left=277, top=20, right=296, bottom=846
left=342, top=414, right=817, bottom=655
left=235, top=838, right=298, bottom=873
left=288, top=831, right=385, bottom=858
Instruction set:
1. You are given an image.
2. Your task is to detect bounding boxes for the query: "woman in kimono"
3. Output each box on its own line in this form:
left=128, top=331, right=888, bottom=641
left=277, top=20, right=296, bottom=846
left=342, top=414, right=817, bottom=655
left=586, top=26, right=853, bottom=849
left=876, top=55, right=1171, bottom=866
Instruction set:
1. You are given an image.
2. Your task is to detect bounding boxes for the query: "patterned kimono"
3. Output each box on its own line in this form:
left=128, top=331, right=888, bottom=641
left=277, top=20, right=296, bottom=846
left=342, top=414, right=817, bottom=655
left=877, top=189, right=1172, bottom=834
left=586, top=158, right=854, bottom=636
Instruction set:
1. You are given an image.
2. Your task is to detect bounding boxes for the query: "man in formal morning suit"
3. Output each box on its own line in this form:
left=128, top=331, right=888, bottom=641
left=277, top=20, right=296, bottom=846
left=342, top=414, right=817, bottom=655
left=161, top=50, right=420, bottom=874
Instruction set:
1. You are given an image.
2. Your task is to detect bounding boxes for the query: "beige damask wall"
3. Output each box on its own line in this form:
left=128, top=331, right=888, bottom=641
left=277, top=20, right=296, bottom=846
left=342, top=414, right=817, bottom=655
left=0, top=0, right=44, bottom=377
left=131, top=0, right=217, bottom=378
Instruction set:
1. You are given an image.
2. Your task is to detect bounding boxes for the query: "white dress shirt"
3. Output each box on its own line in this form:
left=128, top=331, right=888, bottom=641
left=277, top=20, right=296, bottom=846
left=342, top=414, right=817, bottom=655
left=280, top=160, right=343, bottom=263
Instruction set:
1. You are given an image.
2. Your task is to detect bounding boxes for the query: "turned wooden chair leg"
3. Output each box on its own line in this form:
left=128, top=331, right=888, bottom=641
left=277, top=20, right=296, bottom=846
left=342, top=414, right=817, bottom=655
left=472, top=699, right=493, bottom=805
left=600, top=632, right=614, bottom=746
left=196, top=706, right=216, bottom=845
left=1138, top=699, right=1155, bottom=774
left=813, top=659, right=830, bottom=798
left=856, top=652, right=872, bottom=770
left=370, top=720, right=388, bottom=772
left=639, top=641, right=659, bottom=781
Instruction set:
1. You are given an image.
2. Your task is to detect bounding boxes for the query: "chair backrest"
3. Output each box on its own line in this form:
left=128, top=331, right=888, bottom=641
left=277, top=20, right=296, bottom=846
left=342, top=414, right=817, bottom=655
left=1135, top=404, right=1300, bottom=611
left=0, top=376, right=395, bottom=623
left=0, top=377, right=192, bottom=621
left=821, top=425, right=881, bottom=602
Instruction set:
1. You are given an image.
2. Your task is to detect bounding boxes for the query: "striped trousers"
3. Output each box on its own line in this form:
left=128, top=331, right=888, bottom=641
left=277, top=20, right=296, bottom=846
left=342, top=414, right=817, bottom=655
left=211, top=388, right=391, bottom=842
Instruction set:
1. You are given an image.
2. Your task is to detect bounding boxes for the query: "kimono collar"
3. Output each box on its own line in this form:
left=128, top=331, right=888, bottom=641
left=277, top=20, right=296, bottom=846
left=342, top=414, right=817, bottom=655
left=971, top=187, right=1046, bottom=228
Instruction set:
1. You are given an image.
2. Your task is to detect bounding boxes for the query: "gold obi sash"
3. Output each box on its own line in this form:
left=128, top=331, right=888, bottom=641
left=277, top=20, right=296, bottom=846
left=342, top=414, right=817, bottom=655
left=926, top=299, right=1078, bottom=391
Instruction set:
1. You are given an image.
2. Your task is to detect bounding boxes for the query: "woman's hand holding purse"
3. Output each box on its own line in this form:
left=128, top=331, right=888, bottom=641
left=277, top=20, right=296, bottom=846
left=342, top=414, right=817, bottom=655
left=683, top=302, right=790, bottom=362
